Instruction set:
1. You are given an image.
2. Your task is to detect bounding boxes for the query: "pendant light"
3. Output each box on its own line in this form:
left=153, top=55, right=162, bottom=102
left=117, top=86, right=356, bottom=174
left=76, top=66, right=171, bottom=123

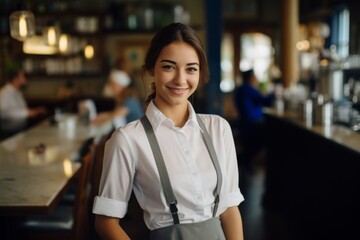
left=9, top=3, right=35, bottom=41
left=43, top=20, right=61, bottom=46
left=84, top=43, right=94, bottom=59
left=59, top=33, right=69, bottom=53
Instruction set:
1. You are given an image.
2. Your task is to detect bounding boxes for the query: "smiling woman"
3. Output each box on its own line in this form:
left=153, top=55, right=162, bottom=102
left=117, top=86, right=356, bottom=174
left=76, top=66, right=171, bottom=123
left=92, top=23, right=244, bottom=240
left=152, top=41, right=200, bottom=120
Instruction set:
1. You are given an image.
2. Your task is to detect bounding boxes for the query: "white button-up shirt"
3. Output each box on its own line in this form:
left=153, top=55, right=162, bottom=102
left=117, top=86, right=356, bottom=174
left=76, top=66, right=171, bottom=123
left=93, top=101, right=244, bottom=230
left=0, top=83, right=28, bottom=120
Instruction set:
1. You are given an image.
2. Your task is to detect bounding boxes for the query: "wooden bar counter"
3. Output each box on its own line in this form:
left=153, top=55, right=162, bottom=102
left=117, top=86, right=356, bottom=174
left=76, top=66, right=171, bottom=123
left=263, top=108, right=360, bottom=240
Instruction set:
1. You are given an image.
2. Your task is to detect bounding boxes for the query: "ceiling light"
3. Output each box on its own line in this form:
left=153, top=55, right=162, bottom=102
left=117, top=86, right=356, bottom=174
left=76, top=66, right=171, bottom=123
left=9, top=9, right=35, bottom=41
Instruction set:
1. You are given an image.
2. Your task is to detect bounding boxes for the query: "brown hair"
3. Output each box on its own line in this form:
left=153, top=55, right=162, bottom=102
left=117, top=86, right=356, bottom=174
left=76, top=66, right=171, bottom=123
left=142, top=23, right=209, bottom=106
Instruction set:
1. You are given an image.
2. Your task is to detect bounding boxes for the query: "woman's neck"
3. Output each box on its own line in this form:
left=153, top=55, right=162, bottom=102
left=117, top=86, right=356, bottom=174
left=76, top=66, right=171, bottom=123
left=154, top=101, right=189, bottom=127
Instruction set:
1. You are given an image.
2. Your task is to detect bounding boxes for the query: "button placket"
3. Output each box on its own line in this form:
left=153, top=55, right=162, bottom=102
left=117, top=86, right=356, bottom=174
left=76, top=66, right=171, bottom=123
left=175, top=128, right=205, bottom=213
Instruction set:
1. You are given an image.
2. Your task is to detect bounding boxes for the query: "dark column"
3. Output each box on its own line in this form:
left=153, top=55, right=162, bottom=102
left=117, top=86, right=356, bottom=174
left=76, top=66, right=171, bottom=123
left=205, top=0, right=223, bottom=115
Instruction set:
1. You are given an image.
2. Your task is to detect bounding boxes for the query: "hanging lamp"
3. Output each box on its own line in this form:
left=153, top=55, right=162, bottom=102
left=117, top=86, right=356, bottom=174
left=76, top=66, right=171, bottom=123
left=84, top=43, right=94, bottom=59
left=59, top=33, right=69, bottom=53
left=9, top=3, right=35, bottom=41
left=43, top=20, right=61, bottom=46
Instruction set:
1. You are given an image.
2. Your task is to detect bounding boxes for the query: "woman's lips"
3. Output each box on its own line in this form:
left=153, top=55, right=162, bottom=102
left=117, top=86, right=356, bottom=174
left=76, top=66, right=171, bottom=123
left=168, top=87, right=188, bottom=95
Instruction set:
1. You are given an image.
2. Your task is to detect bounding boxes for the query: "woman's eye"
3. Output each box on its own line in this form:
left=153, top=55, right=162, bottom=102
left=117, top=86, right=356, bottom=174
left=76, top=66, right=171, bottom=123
left=161, top=65, right=174, bottom=70
left=187, top=67, right=198, bottom=73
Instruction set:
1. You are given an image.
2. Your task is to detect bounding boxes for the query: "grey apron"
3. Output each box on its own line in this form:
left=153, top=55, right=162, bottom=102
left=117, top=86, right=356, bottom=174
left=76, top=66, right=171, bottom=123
left=140, top=115, right=225, bottom=240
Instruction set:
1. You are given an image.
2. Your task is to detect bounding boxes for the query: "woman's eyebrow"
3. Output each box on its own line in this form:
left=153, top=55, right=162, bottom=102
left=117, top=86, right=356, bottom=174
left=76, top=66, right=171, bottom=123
left=160, top=59, right=176, bottom=64
left=160, top=59, right=199, bottom=66
left=187, top=62, right=199, bottom=66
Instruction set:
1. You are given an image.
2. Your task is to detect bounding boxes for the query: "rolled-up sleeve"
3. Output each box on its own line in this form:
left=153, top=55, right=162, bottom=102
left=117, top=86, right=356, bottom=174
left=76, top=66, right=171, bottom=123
left=93, top=196, right=128, bottom=218
left=224, top=188, right=244, bottom=208
left=217, top=117, right=245, bottom=214
left=92, top=129, right=135, bottom=218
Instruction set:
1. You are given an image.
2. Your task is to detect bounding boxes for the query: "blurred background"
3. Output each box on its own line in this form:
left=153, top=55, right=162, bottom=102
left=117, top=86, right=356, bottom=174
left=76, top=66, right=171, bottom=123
left=1, top=0, right=359, bottom=117
left=1, top=1, right=360, bottom=240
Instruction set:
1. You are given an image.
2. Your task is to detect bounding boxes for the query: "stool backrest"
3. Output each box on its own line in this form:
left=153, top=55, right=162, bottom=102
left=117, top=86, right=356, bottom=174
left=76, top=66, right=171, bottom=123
left=74, top=151, right=93, bottom=239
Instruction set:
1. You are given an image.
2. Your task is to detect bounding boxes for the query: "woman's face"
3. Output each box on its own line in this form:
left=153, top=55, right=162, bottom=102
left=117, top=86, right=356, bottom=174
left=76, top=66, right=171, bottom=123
left=153, top=40, right=200, bottom=110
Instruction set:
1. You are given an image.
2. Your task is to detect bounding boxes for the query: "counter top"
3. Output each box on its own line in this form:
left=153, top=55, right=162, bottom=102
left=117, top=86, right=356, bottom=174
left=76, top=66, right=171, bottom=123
left=0, top=114, right=113, bottom=215
left=264, top=108, right=360, bottom=154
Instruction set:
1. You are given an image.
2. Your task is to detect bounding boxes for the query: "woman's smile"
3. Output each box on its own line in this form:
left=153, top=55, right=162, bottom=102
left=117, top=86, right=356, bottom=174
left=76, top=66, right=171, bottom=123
left=167, top=86, right=189, bottom=95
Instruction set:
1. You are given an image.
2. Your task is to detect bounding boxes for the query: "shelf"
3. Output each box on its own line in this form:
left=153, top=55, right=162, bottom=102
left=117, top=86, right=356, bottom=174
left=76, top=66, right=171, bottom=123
left=27, top=73, right=106, bottom=79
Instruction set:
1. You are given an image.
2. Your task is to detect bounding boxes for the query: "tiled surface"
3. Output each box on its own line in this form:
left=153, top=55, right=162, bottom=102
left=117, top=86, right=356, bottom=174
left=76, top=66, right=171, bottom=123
left=239, top=158, right=269, bottom=240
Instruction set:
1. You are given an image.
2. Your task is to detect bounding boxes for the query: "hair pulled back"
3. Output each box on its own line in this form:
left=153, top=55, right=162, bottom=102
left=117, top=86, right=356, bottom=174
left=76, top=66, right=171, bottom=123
left=142, top=23, right=209, bottom=106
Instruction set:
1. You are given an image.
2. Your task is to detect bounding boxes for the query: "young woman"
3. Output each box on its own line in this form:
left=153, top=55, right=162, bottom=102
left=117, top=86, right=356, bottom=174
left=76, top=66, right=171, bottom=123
left=93, top=23, right=244, bottom=240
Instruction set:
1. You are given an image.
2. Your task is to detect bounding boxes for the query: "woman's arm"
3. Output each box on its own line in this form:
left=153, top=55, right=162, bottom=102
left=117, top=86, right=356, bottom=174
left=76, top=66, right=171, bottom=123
left=220, top=206, right=244, bottom=240
left=95, top=215, right=130, bottom=240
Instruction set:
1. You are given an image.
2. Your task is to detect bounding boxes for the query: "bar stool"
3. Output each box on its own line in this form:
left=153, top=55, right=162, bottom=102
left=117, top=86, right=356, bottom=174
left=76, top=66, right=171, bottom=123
left=87, top=133, right=110, bottom=240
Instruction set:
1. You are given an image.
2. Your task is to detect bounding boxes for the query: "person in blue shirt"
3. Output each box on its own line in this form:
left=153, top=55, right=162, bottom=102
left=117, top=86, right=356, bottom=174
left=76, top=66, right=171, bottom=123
left=234, top=69, right=275, bottom=171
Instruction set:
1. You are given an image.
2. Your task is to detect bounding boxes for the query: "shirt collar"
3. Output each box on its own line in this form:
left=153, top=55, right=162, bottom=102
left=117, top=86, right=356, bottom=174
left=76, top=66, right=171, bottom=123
left=145, top=101, right=201, bottom=132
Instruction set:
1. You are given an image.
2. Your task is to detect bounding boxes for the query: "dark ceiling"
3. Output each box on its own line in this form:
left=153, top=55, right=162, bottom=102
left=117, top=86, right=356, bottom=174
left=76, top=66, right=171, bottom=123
left=299, top=0, right=359, bottom=22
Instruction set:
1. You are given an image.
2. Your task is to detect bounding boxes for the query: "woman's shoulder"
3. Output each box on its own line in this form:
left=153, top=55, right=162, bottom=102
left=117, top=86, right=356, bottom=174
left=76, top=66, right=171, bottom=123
left=196, top=114, right=233, bottom=139
left=113, top=119, right=144, bottom=137
left=197, top=113, right=230, bottom=128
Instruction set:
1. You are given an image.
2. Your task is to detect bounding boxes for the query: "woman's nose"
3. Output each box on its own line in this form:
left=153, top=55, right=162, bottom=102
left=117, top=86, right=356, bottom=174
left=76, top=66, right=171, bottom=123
left=174, top=69, right=186, bottom=84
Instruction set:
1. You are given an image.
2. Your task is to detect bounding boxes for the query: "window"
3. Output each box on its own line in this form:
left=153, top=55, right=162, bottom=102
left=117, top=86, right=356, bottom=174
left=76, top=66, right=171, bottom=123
left=239, top=33, right=272, bottom=83
left=220, top=33, right=235, bottom=93
left=220, top=32, right=275, bottom=92
left=331, top=5, right=349, bottom=59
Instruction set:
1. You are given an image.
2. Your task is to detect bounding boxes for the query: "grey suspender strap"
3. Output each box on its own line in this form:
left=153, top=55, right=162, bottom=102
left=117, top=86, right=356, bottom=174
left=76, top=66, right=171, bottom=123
left=140, top=116, right=180, bottom=224
left=140, top=115, right=222, bottom=224
left=196, top=114, right=223, bottom=217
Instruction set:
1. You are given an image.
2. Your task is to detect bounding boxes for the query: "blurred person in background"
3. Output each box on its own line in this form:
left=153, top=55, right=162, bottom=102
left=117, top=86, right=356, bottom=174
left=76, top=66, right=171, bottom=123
left=233, top=69, right=275, bottom=171
left=57, top=79, right=79, bottom=113
left=93, top=58, right=143, bottom=128
left=0, top=68, right=47, bottom=135
left=57, top=79, right=78, bottom=99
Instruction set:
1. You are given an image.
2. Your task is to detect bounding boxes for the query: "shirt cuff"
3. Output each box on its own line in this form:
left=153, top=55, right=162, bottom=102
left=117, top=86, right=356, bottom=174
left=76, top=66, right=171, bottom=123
left=226, top=188, right=245, bottom=207
left=92, top=196, right=128, bottom=218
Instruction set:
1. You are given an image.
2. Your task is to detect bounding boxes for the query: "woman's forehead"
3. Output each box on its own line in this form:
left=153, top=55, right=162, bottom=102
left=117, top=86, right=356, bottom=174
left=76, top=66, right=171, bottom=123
left=157, top=41, right=199, bottom=64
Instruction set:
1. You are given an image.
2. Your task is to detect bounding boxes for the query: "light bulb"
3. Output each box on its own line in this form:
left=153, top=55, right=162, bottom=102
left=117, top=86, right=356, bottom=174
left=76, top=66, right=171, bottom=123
left=84, top=44, right=94, bottom=59
left=9, top=10, right=35, bottom=41
left=43, top=22, right=61, bottom=46
left=59, top=34, right=68, bottom=53
left=19, top=15, right=27, bottom=37
left=47, top=27, right=57, bottom=46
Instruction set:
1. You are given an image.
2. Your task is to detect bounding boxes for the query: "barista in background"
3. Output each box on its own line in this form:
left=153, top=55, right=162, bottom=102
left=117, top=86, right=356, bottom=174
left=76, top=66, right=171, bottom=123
left=0, top=68, right=47, bottom=137
left=103, top=57, right=130, bottom=98
left=93, top=62, right=144, bottom=128
left=233, top=69, right=275, bottom=171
